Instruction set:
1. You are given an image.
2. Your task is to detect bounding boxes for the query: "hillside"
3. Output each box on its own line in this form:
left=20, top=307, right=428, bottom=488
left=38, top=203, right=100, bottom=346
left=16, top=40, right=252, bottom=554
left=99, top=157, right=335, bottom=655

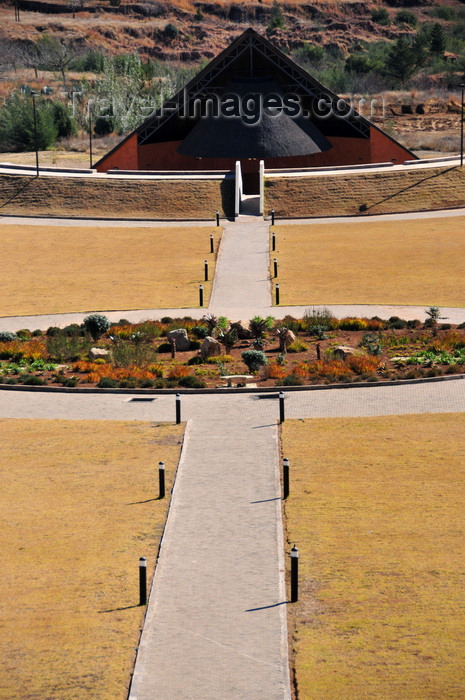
left=2, top=0, right=464, bottom=64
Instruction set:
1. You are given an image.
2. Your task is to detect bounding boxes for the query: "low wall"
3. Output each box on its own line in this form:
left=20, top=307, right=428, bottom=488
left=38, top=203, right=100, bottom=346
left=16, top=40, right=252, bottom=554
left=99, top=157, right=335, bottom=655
left=0, top=174, right=235, bottom=220
left=264, top=165, right=465, bottom=218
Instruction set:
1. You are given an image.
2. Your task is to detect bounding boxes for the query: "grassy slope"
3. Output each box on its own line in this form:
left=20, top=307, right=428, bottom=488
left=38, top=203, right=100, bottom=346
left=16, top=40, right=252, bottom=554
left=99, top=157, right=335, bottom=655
left=0, top=174, right=234, bottom=219
left=272, top=215, right=465, bottom=307
left=282, top=414, right=465, bottom=699
left=0, top=419, right=184, bottom=700
left=266, top=167, right=465, bottom=218
left=0, top=224, right=220, bottom=315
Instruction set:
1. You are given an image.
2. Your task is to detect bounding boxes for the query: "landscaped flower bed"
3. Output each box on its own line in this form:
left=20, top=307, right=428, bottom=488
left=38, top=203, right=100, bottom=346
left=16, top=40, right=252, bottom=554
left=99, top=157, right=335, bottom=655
left=1, top=309, right=464, bottom=390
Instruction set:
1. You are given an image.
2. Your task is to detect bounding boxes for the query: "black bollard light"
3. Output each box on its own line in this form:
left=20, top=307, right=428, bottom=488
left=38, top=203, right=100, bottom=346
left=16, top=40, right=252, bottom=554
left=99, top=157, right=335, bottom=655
left=204, top=259, right=209, bottom=282
left=290, top=546, right=299, bottom=602
left=271, top=209, right=275, bottom=225
left=139, top=556, right=147, bottom=605
left=199, top=284, right=204, bottom=307
left=159, top=461, right=165, bottom=499
left=275, top=283, right=280, bottom=305
left=272, top=231, right=276, bottom=252
left=283, top=457, right=289, bottom=499
left=216, top=210, right=220, bottom=226
left=210, top=234, right=214, bottom=254
left=273, top=258, right=278, bottom=278
left=175, top=393, right=181, bottom=424
left=279, top=390, right=285, bottom=423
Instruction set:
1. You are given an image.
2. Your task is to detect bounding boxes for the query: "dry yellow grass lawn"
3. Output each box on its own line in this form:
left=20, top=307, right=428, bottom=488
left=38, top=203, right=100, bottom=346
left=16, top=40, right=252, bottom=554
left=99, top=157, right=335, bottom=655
left=0, top=224, right=219, bottom=315
left=0, top=419, right=184, bottom=700
left=0, top=150, right=106, bottom=170
left=282, top=413, right=465, bottom=699
left=273, top=216, right=465, bottom=307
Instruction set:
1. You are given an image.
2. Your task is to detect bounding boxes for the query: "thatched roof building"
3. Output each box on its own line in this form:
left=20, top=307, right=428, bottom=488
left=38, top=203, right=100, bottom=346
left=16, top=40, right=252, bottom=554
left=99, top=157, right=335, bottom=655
left=94, top=28, right=416, bottom=181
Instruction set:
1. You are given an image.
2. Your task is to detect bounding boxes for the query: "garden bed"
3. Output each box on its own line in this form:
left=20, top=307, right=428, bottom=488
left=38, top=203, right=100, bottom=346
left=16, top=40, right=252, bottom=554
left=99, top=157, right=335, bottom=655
left=1, top=309, right=465, bottom=391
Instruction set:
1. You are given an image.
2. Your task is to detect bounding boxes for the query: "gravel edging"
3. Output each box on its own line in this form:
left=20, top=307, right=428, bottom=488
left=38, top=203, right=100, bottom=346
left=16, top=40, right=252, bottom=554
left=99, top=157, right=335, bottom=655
left=0, top=373, right=463, bottom=395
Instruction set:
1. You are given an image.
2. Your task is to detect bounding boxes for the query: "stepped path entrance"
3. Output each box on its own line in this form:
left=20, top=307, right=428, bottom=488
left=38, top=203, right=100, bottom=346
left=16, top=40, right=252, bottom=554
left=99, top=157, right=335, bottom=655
left=129, top=417, right=290, bottom=700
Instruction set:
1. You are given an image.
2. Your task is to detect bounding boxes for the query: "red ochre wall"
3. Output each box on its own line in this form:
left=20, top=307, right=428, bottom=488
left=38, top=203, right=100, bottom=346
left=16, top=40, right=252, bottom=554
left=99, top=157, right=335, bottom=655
left=96, top=133, right=139, bottom=171
left=137, top=138, right=373, bottom=171
left=95, top=129, right=414, bottom=172
left=369, top=125, right=415, bottom=164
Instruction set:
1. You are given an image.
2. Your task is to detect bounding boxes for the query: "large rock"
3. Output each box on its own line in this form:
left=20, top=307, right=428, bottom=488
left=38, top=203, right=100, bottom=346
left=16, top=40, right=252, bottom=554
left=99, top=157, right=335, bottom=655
left=230, top=322, right=253, bottom=339
left=283, top=329, right=296, bottom=348
left=89, top=347, right=109, bottom=360
left=167, top=329, right=190, bottom=351
left=200, top=336, right=222, bottom=360
left=333, top=345, right=357, bottom=360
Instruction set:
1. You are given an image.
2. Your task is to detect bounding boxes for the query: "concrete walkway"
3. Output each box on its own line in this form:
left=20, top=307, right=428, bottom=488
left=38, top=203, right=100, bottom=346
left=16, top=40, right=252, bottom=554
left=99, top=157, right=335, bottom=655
left=2, top=376, right=465, bottom=422
left=129, top=418, right=289, bottom=700
left=209, top=217, right=270, bottom=314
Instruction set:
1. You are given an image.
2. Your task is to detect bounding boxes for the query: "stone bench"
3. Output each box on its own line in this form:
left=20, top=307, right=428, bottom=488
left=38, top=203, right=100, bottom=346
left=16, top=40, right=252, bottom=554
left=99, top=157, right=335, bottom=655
left=220, top=374, right=254, bottom=387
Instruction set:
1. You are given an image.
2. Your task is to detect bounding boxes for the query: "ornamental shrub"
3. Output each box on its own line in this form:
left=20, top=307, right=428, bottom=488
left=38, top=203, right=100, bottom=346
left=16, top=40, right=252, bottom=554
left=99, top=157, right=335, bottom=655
left=192, top=325, right=209, bottom=339
left=16, top=329, right=31, bottom=339
left=303, top=307, right=334, bottom=332
left=21, top=374, right=46, bottom=385
left=97, top=377, right=118, bottom=388
left=206, top=355, right=234, bottom=364
left=0, top=331, right=17, bottom=342
left=338, top=317, right=368, bottom=331
left=388, top=316, right=407, bottom=329
left=281, top=373, right=303, bottom=386
left=62, top=376, right=78, bottom=387
left=63, top=324, right=85, bottom=337
left=287, top=340, right=309, bottom=353
left=167, top=365, right=191, bottom=379
left=241, top=350, right=268, bottom=373
left=83, top=314, right=111, bottom=340
left=178, top=375, right=206, bottom=388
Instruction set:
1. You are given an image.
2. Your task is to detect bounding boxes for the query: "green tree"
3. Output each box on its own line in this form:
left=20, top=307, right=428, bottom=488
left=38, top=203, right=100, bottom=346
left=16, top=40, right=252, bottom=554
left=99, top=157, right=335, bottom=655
left=345, top=54, right=372, bottom=74
left=385, top=35, right=426, bottom=85
left=268, top=1, right=285, bottom=31
left=430, top=23, right=446, bottom=53
left=0, top=93, right=58, bottom=152
left=50, top=100, right=77, bottom=138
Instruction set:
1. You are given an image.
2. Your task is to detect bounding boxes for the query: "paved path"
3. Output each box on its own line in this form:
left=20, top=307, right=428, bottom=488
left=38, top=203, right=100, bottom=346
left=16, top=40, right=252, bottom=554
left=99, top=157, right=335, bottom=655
left=2, top=377, right=465, bottom=422
left=209, top=217, right=270, bottom=314
left=129, top=418, right=289, bottom=700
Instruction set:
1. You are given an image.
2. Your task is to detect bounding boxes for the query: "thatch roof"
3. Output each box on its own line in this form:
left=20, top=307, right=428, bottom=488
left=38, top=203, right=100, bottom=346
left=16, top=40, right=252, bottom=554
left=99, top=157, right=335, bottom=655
left=177, top=78, right=331, bottom=159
